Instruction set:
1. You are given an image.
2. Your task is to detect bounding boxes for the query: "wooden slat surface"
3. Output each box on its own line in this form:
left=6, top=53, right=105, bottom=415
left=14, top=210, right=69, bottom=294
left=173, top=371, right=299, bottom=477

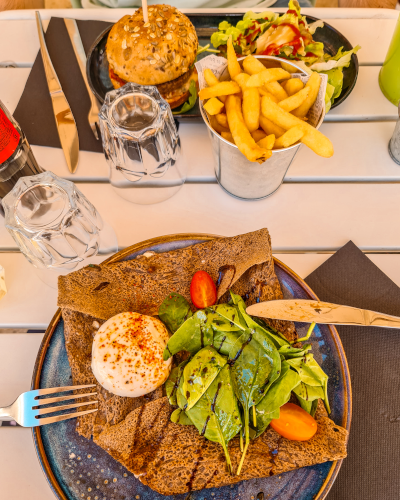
left=1, top=183, right=400, bottom=252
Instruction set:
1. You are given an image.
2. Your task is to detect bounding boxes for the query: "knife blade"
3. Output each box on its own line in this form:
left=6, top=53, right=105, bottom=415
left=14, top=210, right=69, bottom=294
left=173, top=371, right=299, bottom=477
left=35, top=12, right=79, bottom=173
left=246, top=299, right=400, bottom=328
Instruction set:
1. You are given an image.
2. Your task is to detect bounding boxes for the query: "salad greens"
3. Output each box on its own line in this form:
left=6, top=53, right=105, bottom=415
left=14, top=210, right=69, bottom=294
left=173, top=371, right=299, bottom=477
left=159, top=289, right=330, bottom=474
left=210, top=0, right=360, bottom=109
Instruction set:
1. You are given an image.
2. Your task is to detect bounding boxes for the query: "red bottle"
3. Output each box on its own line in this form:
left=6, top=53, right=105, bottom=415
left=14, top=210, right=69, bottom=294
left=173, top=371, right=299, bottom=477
left=0, top=100, right=43, bottom=215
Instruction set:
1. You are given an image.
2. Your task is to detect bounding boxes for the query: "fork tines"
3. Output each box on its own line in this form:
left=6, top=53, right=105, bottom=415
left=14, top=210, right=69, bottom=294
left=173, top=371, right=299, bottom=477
left=34, top=384, right=98, bottom=426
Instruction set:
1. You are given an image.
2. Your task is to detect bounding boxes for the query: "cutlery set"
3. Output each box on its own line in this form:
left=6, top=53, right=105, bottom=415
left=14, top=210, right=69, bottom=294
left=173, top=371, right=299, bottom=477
left=35, top=12, right=101, bottom=174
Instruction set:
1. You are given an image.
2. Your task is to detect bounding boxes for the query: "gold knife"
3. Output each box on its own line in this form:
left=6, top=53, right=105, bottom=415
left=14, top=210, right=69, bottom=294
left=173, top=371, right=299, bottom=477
left=246, top=299, right=400, bottom=328
left=35, top=11, right=79, bottom=174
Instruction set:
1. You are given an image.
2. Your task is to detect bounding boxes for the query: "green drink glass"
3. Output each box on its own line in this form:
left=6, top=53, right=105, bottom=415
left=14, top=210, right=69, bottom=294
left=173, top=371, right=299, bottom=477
left=379, top=13, right=400, bottom=106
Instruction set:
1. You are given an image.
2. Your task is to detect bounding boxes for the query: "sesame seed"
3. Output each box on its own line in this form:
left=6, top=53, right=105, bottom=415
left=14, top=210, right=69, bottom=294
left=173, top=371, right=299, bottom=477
left=156, top=17, right=162, bottom=22
left=150, top=60, right=157, bottom=65
left=143, top=22, right=150, bottom=27
left=150, top=33, right=155, bottom=38
left=133, top=26, right=140, bottom=32
left=166, top=34, right=172, bottom=40
left=131, top=34, right=140, bottom=37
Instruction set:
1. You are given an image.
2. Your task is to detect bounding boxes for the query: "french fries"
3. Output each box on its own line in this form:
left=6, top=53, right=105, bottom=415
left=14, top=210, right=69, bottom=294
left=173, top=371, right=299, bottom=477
left=234, top=72, right=260, bottom=132
left=278, top=87, right=310, bottom=113
left=274, top=126, right=304, bottom=149
left=261, top=96, right=334, bottom=157
left=251, top=129, right=267, bottom=142
left=259, top=115, right=286, bottom=138
left=208, top=114, right=230, bottom=135
left=258, top=87, right=279, bottom=103
left=265, top=81, right=288, bottom=101
left=257, top=134, right=275, bottom=150
left=226, top=95, right=272, bottom=163
left=283, top=78, right=305, bottom=96
left=203, top=97, right=225, bottom=115
left=292, top=72, right=321, bottom=118
left=221, top=131, right=235, bottom=144
left=246, top=68, right=291, bottom=88
left=227, top=36, right=242, bottom=80
left=201, top=56, right=332, bottom=163
left=204, top=68, right=220, bottom=87
left=199, top=81, right=241, bottom=100
left=242, top=55, right=266, bottom=75
left=216, top=113, right=229, bottom=129
left=204, top=68, right=227, bottom=103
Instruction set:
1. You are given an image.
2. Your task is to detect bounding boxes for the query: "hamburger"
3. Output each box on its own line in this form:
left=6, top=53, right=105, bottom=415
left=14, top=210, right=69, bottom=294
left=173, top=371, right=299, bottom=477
left=106, top=5, right=198, bottom=110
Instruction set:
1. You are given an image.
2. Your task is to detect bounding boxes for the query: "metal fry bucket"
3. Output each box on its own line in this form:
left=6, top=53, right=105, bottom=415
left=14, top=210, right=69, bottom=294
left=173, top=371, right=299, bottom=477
left=199, top=56, right=324, bottom=201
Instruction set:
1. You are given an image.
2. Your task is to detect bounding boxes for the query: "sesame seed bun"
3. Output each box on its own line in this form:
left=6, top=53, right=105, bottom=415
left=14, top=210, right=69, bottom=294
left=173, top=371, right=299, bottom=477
left=106, top=5, right=198, bottom=88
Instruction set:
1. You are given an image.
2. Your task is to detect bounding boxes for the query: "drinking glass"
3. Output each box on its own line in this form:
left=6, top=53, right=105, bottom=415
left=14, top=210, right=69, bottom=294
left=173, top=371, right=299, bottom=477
left=99, top=83, right=186, bottom=205
left=379, top=13, right=400, bottom=106
left=2, top=171, right=118, bottom=287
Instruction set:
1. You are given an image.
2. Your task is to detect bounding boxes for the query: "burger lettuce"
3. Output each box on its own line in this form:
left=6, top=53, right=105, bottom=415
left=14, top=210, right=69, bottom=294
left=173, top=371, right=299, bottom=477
left=172, top=79, right=198, bottom=115
left=210, top=0, right=360, bottom=110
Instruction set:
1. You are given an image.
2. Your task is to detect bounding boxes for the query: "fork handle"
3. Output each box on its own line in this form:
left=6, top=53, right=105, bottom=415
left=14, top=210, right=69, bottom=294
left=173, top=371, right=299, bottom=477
left=0, top=406, right=14, bottom=421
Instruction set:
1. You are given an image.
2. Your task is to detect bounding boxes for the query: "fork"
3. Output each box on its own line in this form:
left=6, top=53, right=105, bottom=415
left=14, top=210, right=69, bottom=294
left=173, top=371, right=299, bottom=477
left=0, top=384, right=98, bottom=427
left=64, top=19, right=101, bottom=140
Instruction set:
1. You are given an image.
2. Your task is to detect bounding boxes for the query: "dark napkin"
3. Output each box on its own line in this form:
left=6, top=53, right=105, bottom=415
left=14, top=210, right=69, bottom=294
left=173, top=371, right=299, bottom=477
left=305, top=241, right=400, bottom=500
left=14, top=18, right=112, bottom=153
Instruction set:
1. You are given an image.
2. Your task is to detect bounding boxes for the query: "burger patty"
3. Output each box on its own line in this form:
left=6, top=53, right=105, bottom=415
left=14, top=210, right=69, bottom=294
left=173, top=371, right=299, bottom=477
left=109, top=66, right=195, bottom=100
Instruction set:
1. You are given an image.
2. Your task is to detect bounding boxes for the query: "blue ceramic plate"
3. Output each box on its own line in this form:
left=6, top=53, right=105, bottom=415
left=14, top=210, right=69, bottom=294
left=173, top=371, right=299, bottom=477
left=32, top=234, right=351, bottom=500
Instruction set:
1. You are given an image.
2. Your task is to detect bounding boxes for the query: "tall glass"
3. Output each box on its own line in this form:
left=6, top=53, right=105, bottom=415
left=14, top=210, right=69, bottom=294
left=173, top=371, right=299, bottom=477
left=379, top=13, right=400, bottom=106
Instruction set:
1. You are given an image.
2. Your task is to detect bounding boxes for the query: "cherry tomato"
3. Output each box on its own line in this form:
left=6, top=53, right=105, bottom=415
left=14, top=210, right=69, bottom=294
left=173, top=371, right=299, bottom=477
left=270, top=403, right=318, bottom=441
left=190, top=271, right=217, bottom=309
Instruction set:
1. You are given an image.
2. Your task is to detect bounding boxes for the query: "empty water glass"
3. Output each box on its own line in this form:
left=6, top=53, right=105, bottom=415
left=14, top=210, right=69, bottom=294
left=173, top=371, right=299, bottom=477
left=2, top=171, right=117, bottom=286
left=99, top=83, right=186, bottom=205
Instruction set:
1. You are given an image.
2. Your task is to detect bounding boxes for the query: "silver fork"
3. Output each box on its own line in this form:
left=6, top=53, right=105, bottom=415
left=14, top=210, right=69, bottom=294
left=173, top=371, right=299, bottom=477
left=0, top=384, right=98, bottom=427
left=64, top=19, right=101, bottom=140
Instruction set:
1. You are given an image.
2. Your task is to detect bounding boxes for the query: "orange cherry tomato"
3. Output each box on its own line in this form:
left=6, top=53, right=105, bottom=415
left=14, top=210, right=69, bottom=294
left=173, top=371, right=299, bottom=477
left=270, top=403, right=318, bottom=441
left=190, top=271, right=217, bottom=309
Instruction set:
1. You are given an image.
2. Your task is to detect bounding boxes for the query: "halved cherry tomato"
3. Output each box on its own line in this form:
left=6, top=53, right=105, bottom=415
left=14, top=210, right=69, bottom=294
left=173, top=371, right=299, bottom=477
left=270, top=403, right=318, bottom=441
left=190, top=271, right=217, bottom=309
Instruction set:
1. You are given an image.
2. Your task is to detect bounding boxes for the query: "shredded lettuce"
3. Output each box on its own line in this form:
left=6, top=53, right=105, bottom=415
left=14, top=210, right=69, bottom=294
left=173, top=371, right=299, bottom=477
left=172, top=80, right=197, bottom=115
left=325, top=83, right=335, bottom=113
left=243, top=10, right=276, bottom=22
left=308, top=19, right=324, bottom=35
left=310, top=45, right=361, bottom=72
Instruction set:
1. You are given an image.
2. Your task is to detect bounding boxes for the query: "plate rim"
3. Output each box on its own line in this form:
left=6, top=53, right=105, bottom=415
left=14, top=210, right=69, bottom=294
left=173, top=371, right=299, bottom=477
left=85, top=14, right=358, bottom=112
left=31, top=232, right=352, bottom=500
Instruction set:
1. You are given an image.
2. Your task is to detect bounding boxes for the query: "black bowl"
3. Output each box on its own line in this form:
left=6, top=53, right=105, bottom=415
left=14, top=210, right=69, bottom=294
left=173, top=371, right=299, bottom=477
left=86, top=14, right=359, bottom=121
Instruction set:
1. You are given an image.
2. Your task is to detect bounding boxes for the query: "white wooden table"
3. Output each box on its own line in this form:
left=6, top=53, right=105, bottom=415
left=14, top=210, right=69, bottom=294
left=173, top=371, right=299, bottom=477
left=0, top=7, right=399, bottom=500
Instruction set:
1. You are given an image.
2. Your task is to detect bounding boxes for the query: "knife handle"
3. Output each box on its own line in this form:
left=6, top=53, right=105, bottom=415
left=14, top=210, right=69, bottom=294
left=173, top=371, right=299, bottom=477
left=64, top=19, right=101, bottom=115
left=35, top=12, right=62, bottom=95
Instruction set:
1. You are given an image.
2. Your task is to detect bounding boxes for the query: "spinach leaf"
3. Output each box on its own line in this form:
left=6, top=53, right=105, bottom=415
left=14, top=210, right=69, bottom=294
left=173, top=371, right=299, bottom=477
left=279, top=343, right=312, bottom=358
left=286, top=353, right=330, bottom=413
left=183, top=346, right=227, bottom=410
left=210, top=303, right=247, bottom=331
left=293, top=381, right=324, bottom=401
left=159, top=292, right=192, bottom=334
left=176, top=368, right=188, bottom=410
left=228, top=329, right=273, bottom=474
left=165, top=360, right=188, bottom=405
left=230, top=291, right=290, bottom=348
left=186, top=364, right=242, bottom=472
left=295, top=396, right=319, bottom=417
left=251, top=327, right=281, bottom=400
left=171, top=408, right=193, bottom=425
left=163, top=310, right=213, bottom=360
left=253, top=361, right=301, bottom=437
left=213, top=329, right=241, bottom=356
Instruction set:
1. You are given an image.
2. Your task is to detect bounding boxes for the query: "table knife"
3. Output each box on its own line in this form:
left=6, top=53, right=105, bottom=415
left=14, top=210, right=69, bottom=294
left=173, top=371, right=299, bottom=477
left=246, top=299, right=400, bottom=328
left=35, top=11, right=79, bottom=174
left=64, top=18, right=101, bottom=140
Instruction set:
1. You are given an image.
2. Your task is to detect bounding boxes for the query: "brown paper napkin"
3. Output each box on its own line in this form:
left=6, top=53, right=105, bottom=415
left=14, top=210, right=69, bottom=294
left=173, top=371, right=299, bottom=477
left=305, top=241, right=400, bottom=500
left=13, top=18, right=112, bottom=153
